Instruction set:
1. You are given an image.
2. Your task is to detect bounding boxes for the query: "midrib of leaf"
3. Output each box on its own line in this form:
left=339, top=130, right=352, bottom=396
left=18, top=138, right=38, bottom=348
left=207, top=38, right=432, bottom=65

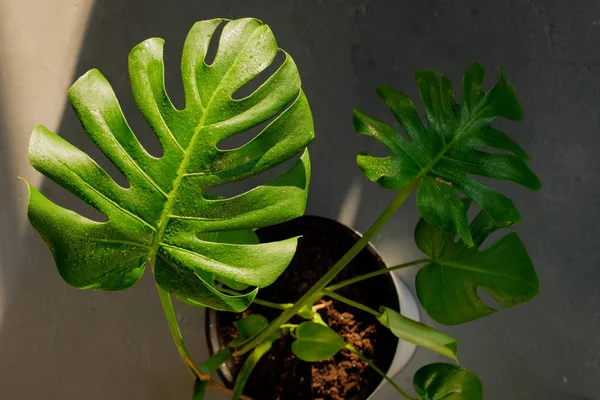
left=147, top=27, right=262, bottom=269
left=434, top=259, right=537, bottom=287
left=414, top=103, right=488, bottom=182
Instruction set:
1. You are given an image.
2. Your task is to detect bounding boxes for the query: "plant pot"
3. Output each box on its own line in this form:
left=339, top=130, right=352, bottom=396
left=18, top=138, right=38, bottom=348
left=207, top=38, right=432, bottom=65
left=205, top=216, right=419, bottom=399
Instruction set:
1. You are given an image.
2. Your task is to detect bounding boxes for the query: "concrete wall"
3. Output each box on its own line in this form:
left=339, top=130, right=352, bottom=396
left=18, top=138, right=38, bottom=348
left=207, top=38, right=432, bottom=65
left=0, top=1, right=598, bottom=399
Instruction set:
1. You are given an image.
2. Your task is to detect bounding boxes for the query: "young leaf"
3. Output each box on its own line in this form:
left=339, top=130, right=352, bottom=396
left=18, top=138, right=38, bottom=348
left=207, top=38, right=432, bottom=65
left=414, top=206, right=539, bottom=325
left=377, top=306, right=458, bottom=361
left=413, top=363, right=483, bottom=400
left=25, top=18, right=314, bottom=312
left=229, top=314, right=269, bottom=347
left=354, top=63, right=540, bottom=245
left=291, top=322, right=346, bottom=362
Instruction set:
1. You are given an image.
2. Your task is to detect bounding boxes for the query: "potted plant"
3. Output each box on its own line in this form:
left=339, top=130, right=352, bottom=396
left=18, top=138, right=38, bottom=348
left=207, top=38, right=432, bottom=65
left=24, top=17, right=540, bottom=399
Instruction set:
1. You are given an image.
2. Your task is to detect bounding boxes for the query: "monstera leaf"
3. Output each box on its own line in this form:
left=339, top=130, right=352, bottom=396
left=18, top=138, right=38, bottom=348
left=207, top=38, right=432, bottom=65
left=414, top=202, right=539, bottom=325
left=414, top=363, right=483, bottom=400
left=26, top=18, right=314, bottom=311
left=354, top=63, right=540, bottom=245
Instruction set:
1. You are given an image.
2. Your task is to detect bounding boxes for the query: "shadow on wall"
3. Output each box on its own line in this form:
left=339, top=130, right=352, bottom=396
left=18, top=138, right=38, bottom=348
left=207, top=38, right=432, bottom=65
left=0, top=1, right=365, bottom=399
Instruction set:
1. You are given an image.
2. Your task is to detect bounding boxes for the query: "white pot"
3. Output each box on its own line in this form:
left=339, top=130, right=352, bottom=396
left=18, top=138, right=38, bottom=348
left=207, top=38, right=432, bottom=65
left=368, top=273, right=419, bottom=399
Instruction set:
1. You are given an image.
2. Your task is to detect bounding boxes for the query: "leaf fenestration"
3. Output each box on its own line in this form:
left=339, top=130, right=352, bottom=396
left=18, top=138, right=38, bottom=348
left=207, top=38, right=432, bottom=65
left=414, top=205, right=539, bottom=325
left=26, top=18, right=314, bottom=312
left=354, top=64, right=540, bottom=244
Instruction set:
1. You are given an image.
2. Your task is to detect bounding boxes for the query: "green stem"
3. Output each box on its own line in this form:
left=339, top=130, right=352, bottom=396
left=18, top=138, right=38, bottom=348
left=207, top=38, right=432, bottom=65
left=322, top=290, right=381, bottom=317
left=346, top=345, right=417, bottom=400
left=326, top=258, right=430, bottom=292
left=197, top=348, right=233, bottom=375
left=156, top=284, right=208, bottom=380
left=234, top=180, right=419, bottom=356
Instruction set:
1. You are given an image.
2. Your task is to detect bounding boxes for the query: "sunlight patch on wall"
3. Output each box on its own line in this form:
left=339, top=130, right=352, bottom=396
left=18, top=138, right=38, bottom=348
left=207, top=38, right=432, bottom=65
left=0, top=0, right=94, bottom=329
left=336, top=178, right=363, bottom=228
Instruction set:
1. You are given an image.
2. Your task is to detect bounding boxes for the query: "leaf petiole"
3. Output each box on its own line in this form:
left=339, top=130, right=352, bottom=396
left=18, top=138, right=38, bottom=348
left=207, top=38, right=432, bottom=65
left=155, top=283, right=210, bottom=380
left=325, top=258, right=430, bottom=291
left=234, top=179, right=420, bottom=356
left=321, top=290, right=381, bottom=317
left=345, top=344, right=417, bottom=400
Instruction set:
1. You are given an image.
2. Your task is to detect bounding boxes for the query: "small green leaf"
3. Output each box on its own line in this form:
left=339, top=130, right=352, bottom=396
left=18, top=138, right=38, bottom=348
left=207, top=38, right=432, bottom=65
left=26, top=18, right=314, bottom=312
left=414, top=363, right=483, bottom=400
left=415, top=206, right=539, bottom=325
left=291, top=322, right=346, bottom=362
left=354, top=63, right=540, bottom=244
left=377, top=307, right=458, bottom=361
left=234, top=314, right=269, bottom=339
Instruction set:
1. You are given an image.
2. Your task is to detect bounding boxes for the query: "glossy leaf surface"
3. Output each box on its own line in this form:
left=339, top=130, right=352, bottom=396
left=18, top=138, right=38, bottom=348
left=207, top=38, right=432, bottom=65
left=26, top=18, right=314, bottom=312
left=414, top=363, right=483, bottom=400
left=415, top=205, right=539, bottom=325
left=377, top=306, right=458, bottom=361
left=291, top=322, right=346, bottom=362
left=354, top=63, right=540, bottom=244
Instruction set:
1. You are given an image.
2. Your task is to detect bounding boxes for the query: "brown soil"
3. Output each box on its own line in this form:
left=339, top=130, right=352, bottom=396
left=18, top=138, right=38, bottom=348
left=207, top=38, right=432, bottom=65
left=211, top=216, right=400, bottom=400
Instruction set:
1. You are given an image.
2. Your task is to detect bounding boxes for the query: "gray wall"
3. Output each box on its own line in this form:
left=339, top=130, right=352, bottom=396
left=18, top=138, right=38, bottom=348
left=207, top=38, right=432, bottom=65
left=0, top=1, right=598, bottom=399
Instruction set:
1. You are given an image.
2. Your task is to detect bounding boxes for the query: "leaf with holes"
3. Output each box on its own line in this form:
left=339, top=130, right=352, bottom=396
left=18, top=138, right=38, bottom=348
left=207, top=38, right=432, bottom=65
left=414, top=363, right=483, bottom=400
left=291, top=322, right=346, bottom=362
left=26, top=18, right=314, bottom=312
left=354, top=63, right=540, bottom=245
left=414, top=203, right=539, bottom=325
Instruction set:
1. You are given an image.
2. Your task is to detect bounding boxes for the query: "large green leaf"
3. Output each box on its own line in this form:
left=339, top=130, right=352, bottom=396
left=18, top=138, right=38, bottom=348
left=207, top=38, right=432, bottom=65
left=354, top=63, right=540, bottom=245
left=413, top=363, right=483, bottom=400
left=291, top=322, right=346, bottom=362
left=377, top=306, right=458, bottom=361
left=26, top=18, right=314, bottom=312
left=414, top=204, right=539, bottom=325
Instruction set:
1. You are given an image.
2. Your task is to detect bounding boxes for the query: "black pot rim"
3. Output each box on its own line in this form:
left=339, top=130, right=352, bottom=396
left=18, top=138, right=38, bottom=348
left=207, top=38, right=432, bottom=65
left=204, top=215, right=400, bottom=395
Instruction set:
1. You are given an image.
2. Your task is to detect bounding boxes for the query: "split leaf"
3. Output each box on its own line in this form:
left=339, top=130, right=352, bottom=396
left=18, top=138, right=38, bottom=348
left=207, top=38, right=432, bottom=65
left=26, top=18, right=314, bottom=312
left=415, top=204, right=539, bottom=325
left=354, top=63, right=540, bottom=245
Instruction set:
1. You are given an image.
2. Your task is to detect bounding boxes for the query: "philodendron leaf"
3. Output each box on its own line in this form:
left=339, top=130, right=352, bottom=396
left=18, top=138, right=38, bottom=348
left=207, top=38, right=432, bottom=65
left=354, top=63, right=540, bottom=245
left=414, top=363, right=483, bottom=400
left=26, top=18, right=314, bottom=312
left=291, top=322, right=346, bottom=362
left=377, top=306, right=458, bottom=361
left=415, top=204, right=539, bottom=325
